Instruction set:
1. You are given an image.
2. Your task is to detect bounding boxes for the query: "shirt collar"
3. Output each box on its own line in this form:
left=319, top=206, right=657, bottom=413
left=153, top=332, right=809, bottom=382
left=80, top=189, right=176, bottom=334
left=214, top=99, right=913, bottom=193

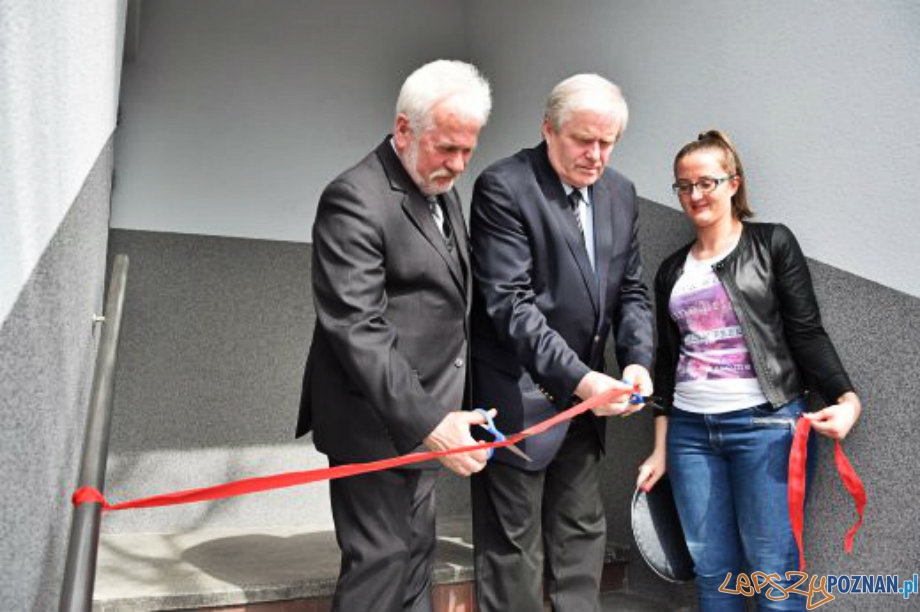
left=562, top=183, right=590, bottom=204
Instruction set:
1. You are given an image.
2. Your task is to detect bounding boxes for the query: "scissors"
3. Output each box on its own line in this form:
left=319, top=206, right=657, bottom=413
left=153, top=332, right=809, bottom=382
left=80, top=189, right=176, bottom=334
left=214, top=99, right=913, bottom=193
left=620, top=380, right=666, bottom=417
left=475, top=408, right=532, bottom=462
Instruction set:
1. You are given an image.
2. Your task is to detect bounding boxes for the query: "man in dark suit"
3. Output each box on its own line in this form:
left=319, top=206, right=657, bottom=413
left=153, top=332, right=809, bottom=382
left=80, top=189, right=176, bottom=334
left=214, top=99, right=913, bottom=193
left=296, top=60, right=493, bottom=612
left=469, top=74, right=655, bottom=612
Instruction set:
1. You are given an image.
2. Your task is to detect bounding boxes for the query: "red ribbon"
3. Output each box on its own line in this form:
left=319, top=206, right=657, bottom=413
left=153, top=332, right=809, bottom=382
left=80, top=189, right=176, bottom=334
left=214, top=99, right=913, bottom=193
left=73, top=387, right=621, bottom=511
left=787, top=417, right=867, bottom=570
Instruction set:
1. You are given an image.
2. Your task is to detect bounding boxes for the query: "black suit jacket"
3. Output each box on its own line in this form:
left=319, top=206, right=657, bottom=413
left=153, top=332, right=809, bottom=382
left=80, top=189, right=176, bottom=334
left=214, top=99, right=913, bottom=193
left=297, top=138, right=472, bottom=464
left=469, top=142, right=653, bottom=469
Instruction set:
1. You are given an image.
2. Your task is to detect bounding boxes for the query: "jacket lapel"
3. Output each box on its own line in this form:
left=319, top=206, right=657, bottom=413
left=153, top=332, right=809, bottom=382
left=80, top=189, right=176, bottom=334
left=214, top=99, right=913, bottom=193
left=376, top=139, right=466, bottom=297
left=402, top=192, right=466, bottom=293
left=532, top=144, right=600, bottom=315
left=591, top=180, right=613, bottom=321
left=442, top=190, right=471, bottom=303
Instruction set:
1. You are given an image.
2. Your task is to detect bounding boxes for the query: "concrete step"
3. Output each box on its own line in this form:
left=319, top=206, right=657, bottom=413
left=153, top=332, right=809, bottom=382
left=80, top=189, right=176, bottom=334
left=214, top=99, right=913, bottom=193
left=599, top=591, right=694, bottom=612
left=93, top=516, right=630, bottom=612
left=154, top=591, right=689, bottom=612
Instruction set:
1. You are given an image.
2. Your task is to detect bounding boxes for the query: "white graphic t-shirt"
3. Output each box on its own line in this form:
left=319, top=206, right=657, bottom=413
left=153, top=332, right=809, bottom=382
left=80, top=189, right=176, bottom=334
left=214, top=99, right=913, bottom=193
left=669, top=248, right=768, bottom=414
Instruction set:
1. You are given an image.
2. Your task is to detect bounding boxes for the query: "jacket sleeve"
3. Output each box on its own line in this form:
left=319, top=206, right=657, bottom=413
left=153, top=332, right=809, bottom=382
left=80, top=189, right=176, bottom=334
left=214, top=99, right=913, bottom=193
left=771, top=224, right=854, bottom=404
left=652, top=261, right=678, bottom=416
left=470, top=169, right=591, bottom=404
left=311, top=178, right=450, bottom=453
left=610, top=182, right=654, bottom=371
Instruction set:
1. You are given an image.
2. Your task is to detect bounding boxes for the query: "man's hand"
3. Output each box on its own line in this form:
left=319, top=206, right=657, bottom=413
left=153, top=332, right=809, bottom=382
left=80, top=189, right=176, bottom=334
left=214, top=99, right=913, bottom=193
left=622, top=364, right=652, bottom=396
left=574, top=372, right=634, bottom=416
left=621, top=364, right=653, bottom=416
left=802, top=392, right=862, bottom=440
left=423, top=409, right=494, bottom=476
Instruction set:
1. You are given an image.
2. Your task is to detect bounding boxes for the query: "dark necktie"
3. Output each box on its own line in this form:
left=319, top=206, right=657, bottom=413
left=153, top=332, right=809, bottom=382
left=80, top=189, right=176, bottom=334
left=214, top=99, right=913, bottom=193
left=427, top=196, right=453, bottom=245
left=568, top=190, right=585, bottom=243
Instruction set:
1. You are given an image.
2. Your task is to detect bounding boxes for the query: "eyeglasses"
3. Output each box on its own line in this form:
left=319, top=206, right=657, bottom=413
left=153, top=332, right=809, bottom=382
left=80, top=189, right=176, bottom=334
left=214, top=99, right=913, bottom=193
left=672, top=176, right=735, bottom=196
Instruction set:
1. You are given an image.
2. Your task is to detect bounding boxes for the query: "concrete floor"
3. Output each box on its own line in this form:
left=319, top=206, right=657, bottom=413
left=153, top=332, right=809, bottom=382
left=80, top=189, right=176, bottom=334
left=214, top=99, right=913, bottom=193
left=93, top=518, right=475, bottom=612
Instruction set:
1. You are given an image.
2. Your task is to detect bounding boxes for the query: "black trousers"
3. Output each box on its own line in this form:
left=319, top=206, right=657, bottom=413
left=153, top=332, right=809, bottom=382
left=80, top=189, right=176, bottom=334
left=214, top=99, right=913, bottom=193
left=472, top=415, right=606, bottom=612
left=328, top=463, right=438, bottom=612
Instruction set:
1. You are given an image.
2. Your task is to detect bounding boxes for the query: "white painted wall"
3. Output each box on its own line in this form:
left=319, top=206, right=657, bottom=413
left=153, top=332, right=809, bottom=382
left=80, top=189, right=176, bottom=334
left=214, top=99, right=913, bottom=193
left=467, top=0, right=920, bottom=297
left=111, top=1, right=920, bottom=296
left=111, top=0, right=467, bottom=242
left=0, top=0, right=127, bottom=324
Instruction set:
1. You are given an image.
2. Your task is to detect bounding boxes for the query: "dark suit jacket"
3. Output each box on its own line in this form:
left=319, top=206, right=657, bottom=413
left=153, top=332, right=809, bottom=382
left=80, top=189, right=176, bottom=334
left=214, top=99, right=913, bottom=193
left=297, top=138, right=472, bottom=465
left=469, top=142, right=653, bottom=469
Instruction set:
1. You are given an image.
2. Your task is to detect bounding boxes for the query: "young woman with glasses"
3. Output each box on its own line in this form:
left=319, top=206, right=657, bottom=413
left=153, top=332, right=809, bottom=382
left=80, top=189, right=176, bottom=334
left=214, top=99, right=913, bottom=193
left=635, top=130, right=862, bottom=611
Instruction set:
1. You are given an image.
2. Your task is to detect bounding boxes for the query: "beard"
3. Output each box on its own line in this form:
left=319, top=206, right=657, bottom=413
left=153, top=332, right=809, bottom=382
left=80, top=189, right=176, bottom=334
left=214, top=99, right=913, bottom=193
left=403, top=140, right=456, bottom=196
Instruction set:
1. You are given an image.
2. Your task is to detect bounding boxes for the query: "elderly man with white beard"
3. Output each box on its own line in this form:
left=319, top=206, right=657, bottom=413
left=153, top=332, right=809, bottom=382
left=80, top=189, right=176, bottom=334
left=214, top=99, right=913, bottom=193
left=296, top=60, right=493, bottom=612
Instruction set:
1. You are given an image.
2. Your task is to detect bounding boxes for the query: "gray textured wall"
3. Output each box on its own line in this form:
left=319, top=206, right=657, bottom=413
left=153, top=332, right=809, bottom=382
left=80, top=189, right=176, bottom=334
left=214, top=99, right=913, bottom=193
left=0, top=139, right=112, bottom=612
left=601, top=200, right=920, bottom=611
left=102, top=229, right=473, bottom=533
left=103, top=230, right=335, bottom=532
left=0, top=0, right=126, bottom=324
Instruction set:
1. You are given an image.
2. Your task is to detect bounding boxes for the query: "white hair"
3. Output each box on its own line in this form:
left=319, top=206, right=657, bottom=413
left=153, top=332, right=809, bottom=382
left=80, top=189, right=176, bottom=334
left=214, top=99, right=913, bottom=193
left=544, top=74, right=629, bottom=141
left=395, top=59, right=492, bottom=132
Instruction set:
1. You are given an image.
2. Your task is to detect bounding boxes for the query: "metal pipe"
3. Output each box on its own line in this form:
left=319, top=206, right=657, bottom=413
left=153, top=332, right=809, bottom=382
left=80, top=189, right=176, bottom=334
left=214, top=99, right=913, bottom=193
left=60, top=255, right=129, bottom=612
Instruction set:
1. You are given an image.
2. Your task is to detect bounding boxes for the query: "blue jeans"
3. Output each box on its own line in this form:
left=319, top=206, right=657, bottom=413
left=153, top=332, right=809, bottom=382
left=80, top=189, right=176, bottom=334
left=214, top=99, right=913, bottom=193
left=667, top=399, right=812, bottom=612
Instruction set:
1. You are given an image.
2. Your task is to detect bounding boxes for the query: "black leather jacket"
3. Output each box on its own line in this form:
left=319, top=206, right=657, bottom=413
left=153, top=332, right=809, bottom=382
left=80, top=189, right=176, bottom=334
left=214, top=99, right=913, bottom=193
left=653, top=222, right=854, bottom=416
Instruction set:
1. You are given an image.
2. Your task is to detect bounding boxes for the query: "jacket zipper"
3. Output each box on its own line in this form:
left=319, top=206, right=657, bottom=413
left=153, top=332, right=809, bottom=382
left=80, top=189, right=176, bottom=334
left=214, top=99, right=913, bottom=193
left=712, top=259, right=784, bottom=408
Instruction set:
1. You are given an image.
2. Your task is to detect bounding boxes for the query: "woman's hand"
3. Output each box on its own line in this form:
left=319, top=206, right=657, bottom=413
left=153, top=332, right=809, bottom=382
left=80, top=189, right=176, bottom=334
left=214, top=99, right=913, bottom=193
left=636, top=415, right=668, bottom=492
left=802, top=392, right=862, bottom=440
left=636, top=448, right=666, bottom=493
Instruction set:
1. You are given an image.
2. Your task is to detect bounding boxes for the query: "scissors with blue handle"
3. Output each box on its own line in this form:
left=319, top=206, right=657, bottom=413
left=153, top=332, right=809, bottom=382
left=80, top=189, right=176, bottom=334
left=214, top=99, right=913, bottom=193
left=474, top=408, right=533, bottom=462
left=621, top=379, right=666, bottom=417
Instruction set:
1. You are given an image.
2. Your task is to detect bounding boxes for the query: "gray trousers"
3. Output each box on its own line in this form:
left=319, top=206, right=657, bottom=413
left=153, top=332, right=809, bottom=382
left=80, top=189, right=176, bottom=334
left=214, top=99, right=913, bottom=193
left=329, top=465, right=438, bottom=612
left=472, top=415, right=606, bottom=612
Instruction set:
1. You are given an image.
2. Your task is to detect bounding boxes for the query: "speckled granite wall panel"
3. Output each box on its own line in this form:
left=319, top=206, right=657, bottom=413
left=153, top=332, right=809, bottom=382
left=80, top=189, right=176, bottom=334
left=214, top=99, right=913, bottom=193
left=603, top=199, right=920, bottom=609
left=0, top=138, right=112, bottom=612
left=103, top=230, right=480, bottom=532
left=103, top=230, right=331, bottom=532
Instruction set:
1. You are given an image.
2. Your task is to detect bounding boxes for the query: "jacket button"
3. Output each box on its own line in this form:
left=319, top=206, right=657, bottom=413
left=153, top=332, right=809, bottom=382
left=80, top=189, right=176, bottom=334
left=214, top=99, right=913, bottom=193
left=454, top=358, right=464, bottom=368
left=594, top=335, right=601, bottom=343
